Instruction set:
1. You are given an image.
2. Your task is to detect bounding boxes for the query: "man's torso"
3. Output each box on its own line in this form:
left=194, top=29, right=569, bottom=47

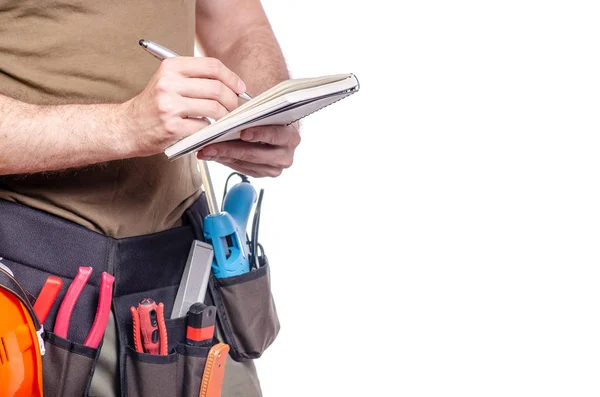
left=0, top=2, right=263, bottom=396
left=0, top=0, right=201, bottom=238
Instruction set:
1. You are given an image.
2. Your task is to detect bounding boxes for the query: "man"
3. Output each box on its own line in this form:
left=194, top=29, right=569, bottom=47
left=0, top=0, right=299, bottom=395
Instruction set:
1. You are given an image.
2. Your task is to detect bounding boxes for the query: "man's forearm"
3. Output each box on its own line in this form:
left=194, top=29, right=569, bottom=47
left=194, top=1, right=301, bottom=178
left=195, top=2, right=290, bottom=95
left=213, top=28, right=289, bottom=96
left=0, top=95, right=130, bottom=175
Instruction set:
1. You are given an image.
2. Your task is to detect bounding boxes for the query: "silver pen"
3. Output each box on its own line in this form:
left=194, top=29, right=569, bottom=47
left=139, top=39, right=253, bottom=101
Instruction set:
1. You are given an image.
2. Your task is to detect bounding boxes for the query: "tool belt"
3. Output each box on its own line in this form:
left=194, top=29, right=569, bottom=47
left=0, top=194, right=280, bottom=397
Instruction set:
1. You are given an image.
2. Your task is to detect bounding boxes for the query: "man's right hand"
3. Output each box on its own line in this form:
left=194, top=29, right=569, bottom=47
left=121, top=57, right=247, bottom=157
left=0, top=57, right=246, bottom=175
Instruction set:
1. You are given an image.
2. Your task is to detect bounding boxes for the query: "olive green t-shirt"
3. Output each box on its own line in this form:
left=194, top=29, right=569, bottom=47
left=0, top=0, right=202, bottom=238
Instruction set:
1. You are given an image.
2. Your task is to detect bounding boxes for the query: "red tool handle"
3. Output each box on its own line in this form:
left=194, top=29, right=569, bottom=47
left=83, top=272, right=114, bottom=348
left=130, top=306, right=143, bottom=353
left=138, top=298, right=160, bottom=355
left=33, top=276, right=63, bottom=324
left=157, top=302, right=168, bottom=356
left=54, top=267, right=93, bottom=339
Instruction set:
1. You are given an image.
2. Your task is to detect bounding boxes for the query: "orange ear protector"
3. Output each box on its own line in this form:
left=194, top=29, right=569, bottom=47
left=0, top=267, right=44, bottom=397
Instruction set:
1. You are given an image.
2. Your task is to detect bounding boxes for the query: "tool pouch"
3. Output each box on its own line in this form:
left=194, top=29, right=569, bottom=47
left=122, top=313, right=213, bottom=397
left=0, top=196, right=248, bottom=397
left=207, top=262, right=280, bottom=361
left=186, top=201, right=280, bottom=362
left=42, top=331, right=100, bottom=396
left=0, top=256, right=102, bottom=397
left=110, top=192, right=267, bottom=397
left=125, top=343, right=210, bottom=397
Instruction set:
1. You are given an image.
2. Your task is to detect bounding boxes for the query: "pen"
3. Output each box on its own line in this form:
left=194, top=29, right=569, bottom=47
left=139, top=39, right=253, bottom=102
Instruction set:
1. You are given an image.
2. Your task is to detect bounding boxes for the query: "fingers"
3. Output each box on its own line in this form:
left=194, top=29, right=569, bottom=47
left=240, top=125, right=301, bottom=148
left=209, top=157, right=283, bottom=178
left=194, top=125, right=302, bottom=177
left=135, top=55, right=247, bottom=156
left=165, top=117, right=211, bottom=138
left=162, top=57, right=246, bottom=95
left=176, top=78, right=239, bottom=112
left=179, top=97, right=228, bottom=120
left=197, top=141, right=294, bottom=169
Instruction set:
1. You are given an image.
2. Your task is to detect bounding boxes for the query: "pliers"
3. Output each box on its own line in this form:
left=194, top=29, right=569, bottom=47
left=53, top=267, right=115, bottom=348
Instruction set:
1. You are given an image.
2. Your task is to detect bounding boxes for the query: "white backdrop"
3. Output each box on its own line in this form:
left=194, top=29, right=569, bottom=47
left=206, top=0, right=600, bottom=396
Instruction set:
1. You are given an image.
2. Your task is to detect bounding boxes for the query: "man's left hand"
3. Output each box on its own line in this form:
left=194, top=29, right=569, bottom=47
left=196, top=123, right=301, bottom=177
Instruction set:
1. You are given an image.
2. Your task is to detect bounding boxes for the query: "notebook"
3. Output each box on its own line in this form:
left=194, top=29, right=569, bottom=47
left=164, top=73, right=360, bottom=160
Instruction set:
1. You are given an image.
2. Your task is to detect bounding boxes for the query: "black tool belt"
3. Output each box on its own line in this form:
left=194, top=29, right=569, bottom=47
left=0, top=194, right=279, bottom=397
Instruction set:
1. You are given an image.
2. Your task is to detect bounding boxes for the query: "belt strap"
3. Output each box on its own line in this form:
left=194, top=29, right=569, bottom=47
left=0, top=196, right=208, bottom=289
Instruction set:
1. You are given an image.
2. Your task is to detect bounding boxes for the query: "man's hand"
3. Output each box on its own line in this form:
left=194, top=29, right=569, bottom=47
left=196, top=123, right=301, bottom=177
left=122, top=57, right=247, bottom=157
left=195, top=0, right=301, bottom=178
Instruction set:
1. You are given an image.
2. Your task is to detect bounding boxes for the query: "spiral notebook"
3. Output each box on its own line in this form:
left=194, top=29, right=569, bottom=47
left=164, top=73, right=360, bottom=160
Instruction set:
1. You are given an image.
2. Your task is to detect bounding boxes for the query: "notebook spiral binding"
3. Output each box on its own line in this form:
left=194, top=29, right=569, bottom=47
left=286, top=85, right=360, bottom=126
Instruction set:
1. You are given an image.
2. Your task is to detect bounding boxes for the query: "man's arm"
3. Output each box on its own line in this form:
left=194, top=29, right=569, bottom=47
left=195, top=0, right=301, bottom=177
left=0, top=95, right=130, bottom=175
left=195, top=0, right=288, bottom=96
left=0, top=58, right=246, bottom=175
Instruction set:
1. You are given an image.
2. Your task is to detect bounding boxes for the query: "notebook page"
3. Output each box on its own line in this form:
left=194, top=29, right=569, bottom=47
left=216, top=74, right=353, bottom=123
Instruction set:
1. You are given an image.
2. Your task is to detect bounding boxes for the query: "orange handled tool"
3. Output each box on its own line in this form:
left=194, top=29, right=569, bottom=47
left=33, top=276, right=63, bottom=324
left=200, top=343, right=229, bottom=397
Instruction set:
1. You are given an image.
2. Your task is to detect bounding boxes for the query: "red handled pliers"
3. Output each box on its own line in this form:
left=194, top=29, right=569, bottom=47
left=54, top=267, right=115, bottom=348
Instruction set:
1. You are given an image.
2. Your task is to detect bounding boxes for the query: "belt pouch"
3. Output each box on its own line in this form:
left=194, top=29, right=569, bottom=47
left=113, top=193, right=219, bottom=397
left=121, top=305, right=213, bottom=397
left=42, top=331, right=100, bottom=396
left=185, top=197, right=281, bottom=362
left=0, top=200, right=108, bottom=396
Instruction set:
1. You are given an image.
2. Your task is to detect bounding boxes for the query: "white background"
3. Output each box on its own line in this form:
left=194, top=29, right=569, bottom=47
left=208, top=1, right=600, bottom=396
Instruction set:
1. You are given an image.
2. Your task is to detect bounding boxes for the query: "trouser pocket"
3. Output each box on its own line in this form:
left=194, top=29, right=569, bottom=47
left=209, top=264, right=280, bottom=361
left=42, top=331, right=100, bottom=397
